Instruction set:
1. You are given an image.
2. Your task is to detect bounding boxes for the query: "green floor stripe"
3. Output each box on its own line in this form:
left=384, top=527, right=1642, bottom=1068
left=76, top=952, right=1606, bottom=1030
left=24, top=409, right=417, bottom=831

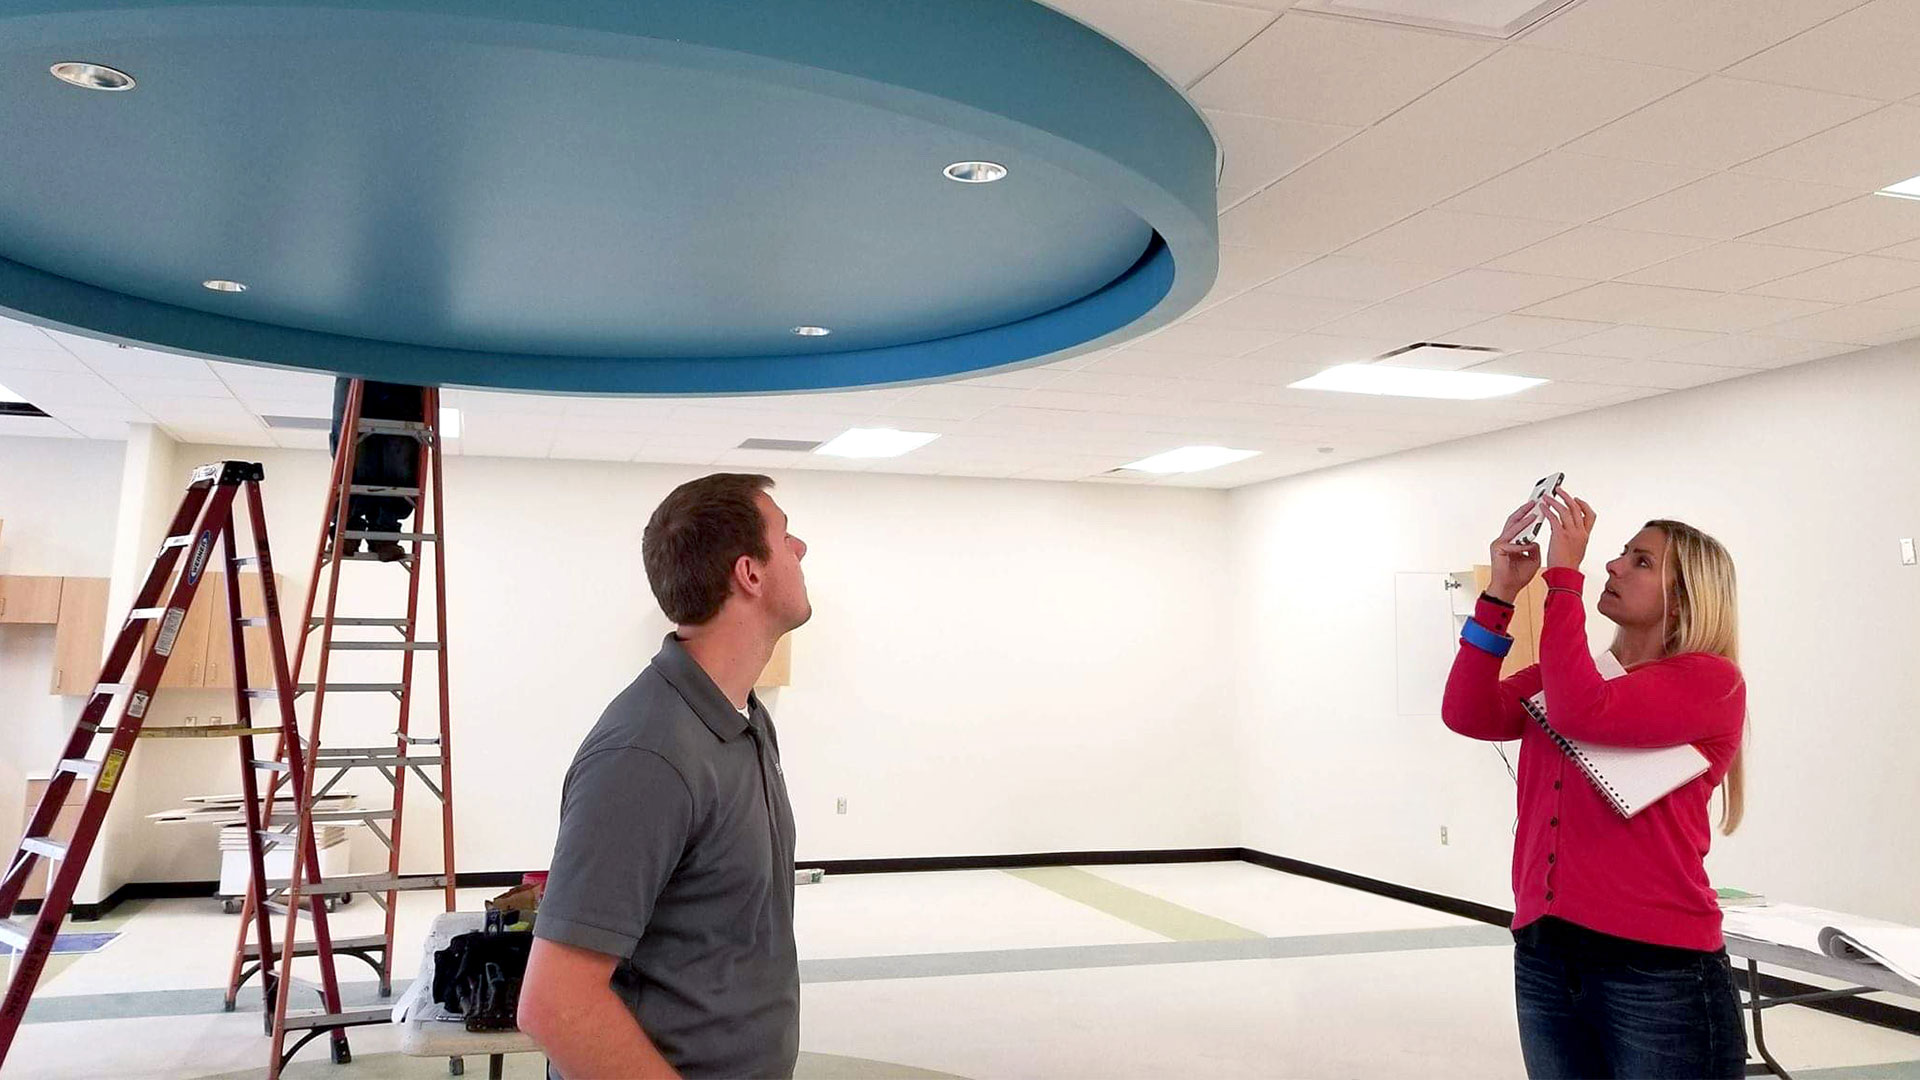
left=1006, top=867, right=1263, bottom=942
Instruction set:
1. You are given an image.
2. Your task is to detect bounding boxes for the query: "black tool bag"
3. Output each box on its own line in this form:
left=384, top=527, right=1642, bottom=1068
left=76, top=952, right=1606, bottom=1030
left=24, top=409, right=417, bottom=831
left=431, top=917, right=533, bottom=1032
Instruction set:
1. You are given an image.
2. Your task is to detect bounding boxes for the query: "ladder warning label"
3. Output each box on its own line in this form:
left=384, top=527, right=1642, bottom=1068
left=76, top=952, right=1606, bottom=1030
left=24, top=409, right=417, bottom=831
left=155, top=608, right=186, bottom=656
left=128, top=691, right=150, bottom=719
left=96, top=749, right=128, bottom=793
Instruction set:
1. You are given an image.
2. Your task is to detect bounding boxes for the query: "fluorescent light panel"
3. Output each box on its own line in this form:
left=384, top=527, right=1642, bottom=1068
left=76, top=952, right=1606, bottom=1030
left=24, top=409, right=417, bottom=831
left=815, top=427, right=939, bottom=458
left=1122, top=446, right=1260, bottom=474
left=0, top=381, right=25, bottom=404
left=1877, top=174, right=1920, bottom=201
left=1290, top=363, right=1543, bottom=400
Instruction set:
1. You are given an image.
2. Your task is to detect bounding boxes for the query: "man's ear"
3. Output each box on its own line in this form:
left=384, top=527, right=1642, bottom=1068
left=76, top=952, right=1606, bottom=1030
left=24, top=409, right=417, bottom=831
left=734, top=553, right=763, bottom=598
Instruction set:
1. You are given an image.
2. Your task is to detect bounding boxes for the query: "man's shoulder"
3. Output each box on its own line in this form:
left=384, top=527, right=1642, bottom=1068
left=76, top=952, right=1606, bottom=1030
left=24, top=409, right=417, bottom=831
left=570, top=665, right=714, bottom=773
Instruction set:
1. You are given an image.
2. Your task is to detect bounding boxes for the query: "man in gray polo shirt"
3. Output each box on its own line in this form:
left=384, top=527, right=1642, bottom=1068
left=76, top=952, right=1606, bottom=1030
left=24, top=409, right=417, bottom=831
left=520, top=473, right=807, bottom=1079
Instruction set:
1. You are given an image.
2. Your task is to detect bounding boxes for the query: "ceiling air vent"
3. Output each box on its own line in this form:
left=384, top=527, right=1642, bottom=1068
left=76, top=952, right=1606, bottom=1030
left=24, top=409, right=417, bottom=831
left=737, top=438, right=822, bottom=452
left=261, top=415, right=331, bottom=430
left=1292, top=0, right=1583, bottom=39
left=1374, top=342, right=1504, bottom=370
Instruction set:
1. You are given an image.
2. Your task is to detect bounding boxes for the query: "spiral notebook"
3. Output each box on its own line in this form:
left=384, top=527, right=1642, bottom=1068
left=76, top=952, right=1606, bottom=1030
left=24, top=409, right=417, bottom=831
left=1522, top=651, right=1709, bottom=819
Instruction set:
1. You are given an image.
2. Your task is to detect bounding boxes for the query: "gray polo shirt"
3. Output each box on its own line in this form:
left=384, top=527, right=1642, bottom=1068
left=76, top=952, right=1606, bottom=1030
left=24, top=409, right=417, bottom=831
left=537, top=634, right=798, bottom=1079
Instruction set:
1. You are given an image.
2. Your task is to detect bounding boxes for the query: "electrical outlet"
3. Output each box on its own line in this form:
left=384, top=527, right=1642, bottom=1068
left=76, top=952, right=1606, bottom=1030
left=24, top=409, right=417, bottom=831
left=835, top=798, right=847, bottom=815
left=1902, top=538, right=1916, bottom=566
left=1440, top=825, right=1449, bottom=846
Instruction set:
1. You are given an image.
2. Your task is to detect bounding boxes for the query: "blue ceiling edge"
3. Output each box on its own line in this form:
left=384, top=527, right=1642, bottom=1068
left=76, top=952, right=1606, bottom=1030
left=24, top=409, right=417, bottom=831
left=0, top=0, right=1220, bottom=395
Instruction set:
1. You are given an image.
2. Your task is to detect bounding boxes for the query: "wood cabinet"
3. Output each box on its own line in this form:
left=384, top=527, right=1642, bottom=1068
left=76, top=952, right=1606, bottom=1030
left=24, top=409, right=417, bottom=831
left=138, top=571, right=287, bottom=690
left=50, top=577, right=111, bottom=695
left=17, top=778, right=86, bottom=903
left=0, top=576, right=65, bottom=624
left=1472, top=565, right=1547, bottom=678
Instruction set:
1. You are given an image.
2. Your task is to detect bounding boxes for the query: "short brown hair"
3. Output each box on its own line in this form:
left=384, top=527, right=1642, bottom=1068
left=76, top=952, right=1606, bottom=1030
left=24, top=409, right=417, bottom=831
left=643, top=474, right=774, bottom=625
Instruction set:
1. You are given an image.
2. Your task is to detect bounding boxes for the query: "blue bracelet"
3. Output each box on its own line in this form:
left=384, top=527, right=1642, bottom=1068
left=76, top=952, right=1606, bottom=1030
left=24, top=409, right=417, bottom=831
left=1461, top=617, right=1514, bottom=658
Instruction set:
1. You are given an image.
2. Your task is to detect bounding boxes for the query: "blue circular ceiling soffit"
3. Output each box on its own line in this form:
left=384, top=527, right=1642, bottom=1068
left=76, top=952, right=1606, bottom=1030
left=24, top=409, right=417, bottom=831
left=0, top=0, right=1218, bottom=394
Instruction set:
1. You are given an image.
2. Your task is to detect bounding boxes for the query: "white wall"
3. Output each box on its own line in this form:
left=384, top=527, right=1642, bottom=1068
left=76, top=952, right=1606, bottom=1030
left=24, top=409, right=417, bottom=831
left=0, top=435, right=125, bottom=902
left=97, top=447, right=1237, bottom=883
left=1229, top=343, right=1920, bottom=925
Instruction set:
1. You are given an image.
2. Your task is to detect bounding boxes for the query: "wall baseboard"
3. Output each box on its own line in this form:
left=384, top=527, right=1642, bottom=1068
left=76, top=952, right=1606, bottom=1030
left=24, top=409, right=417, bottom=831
left=42, top=849, right=1919, bottom=1040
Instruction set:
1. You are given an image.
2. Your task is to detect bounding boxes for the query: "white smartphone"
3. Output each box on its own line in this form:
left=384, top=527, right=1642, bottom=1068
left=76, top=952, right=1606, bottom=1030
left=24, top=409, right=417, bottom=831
left=1514, top=472, right=1564, bottom=545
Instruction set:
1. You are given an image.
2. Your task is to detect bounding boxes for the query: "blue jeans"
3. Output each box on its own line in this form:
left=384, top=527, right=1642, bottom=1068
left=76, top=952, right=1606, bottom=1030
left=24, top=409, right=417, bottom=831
left=1515, top=931, right=1746, bottom=1079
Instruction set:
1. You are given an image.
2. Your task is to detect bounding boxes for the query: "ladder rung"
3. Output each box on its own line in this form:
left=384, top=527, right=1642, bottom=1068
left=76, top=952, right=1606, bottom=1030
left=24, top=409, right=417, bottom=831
left=339, top=551, right=414, bottom=562
left=313, top=752, right=443, bottom=769
left=233, top=556, right=262, bottom=569
left=57, top=758, right=102, bottom=779
left=250, top=759, right=290, bottom=773
left=20, top=837, right=67, bottom=861
left=0, top=918, right=31, bottom=949
left=128, top=607, right=167, bottom=620
left=94, top=682, right=132, bottom=696
left=349, top=484, right=421, bottom=497
left=309, top=617, right=410, bottom=628
left=236, top=616, right=273, bottom=627
left=160, top=535, right=193, bottom=550
left=267, top=810, right=394, bottom=824
left=281, top=1006, right=393, bottom=1031
left=263, top=900, right=312, bottom=918
left=247, top=683, right=404, bottom=697
left=262, top=872, right=449, bottom=894
left=341, top=530, right=437, bottom=542
left=242, top=933, right=388, bottom=960
left=327, top=641, right=439, bottom=652
left=354, top=419, right=431, bottom=438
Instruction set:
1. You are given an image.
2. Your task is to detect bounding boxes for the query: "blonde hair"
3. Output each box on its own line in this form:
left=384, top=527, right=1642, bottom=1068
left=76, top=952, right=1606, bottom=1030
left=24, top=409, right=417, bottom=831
left=1645, top=519, right=1745, bottom=835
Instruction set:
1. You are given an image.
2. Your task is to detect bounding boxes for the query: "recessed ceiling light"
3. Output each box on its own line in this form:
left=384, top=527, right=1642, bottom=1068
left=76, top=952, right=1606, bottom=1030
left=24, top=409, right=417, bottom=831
left=50, top=62, right=135, bottom=91
left=1876, top=174, right=1920, bottom=201
left=815, top=427, right=939, bottom=459
left=791, top=325, right=831, bottom=337
left=439, top=406, right=462, bottom=438
left=1121, top=446, right=1260, bottom=475
left=943, top=161, right=1008, bottom=184
left=1290, top=364, right=1544, bottom=400
left=202, top=279, right=247, bottom=293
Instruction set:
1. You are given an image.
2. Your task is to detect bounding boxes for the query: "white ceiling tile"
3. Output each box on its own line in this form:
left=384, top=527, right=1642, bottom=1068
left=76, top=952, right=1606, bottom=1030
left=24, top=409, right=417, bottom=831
left=1499, top=378, right=1647, bottom=407
left=40, top=401, right=153, bottom=423
left=1190, top=11, right=1493, bottom=125
left=1484, top=227, right=1705, bottom=279
left=1725, top=0, right=1920, bottom=101
left=1260, top=255, right=1454, bottom=303
left=1744, top=255, right=1920, bottom=303
left=954, top=367, right=1069, bottom=390
left=0, top=368, right=127, bottom=406
left=1518, top=281, right=1718, bottom=322
left=140, top=397, right=262, bottom=422
left=1467, top=351, right=1628, bottom=382
left=447, top=390, right=570, bottom=415
left=1038, top=0, right=1275, bottom=86
left=60, top=416, right=133, bottom=440
left=162, top=423, right=274, bottom=448
left=1210, top=244, right=1321, bottom=299
left=0, top=318, right=59, bottom=350
left=1366, top=45, right=1697, bottom=156
left=1520, top=0, right=1869, bottom=73
left=0, top=416, right=79, bottom=439
left=104, top=374, right=236, bottom=399
left=1858, top=285, right=1920, bottom=314
left=1438, top=152, right=1706, bottom=224
left=882, top=385, right=1028, bottom=420
left=1546, top=324, right=1725, bottom=359
left=1338, top=211, right=1566, bottom=269
left=1217, top=124, right=1539, bottom=254
left=1594, top=173, right=1855, bottom=238
left=1741, top=196, right=1920, bottom=252
left=547, top=431, right=648, bottom=462
left=271, top=429, right=331, bottom=451
left=70, top=346, right=221, bottom=382
left=1243, top=333, right=1401, bottom=367
left=1188, top=288, right=1366, bottom=332
left=1389, top=269, right=1590, bottom=313
left=1766, top=303, right=1920, bottom=344
left=1567, top=77, right=1879, bottom=170
left=1130, top=322, right=1285, bottom=357
left=1080, top=350, right=1219, bottom=379
left=1620, top=242, right=1848, bottom=291
left=1734, top=104, right=1920, bottom=189
left=1310, top=303, right=1486, bottom=342
left=1575, top=359, right=1753, bottom=390
left=1206, top=110, right=1357, bottom=199
left=0, top=347, right=88, bottom=374
left=1451, top=314, right=1613, bottom=351
left=1652, top=334, right=1854, bottom=369
left=1637, top=293, right=1835, bottom=333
